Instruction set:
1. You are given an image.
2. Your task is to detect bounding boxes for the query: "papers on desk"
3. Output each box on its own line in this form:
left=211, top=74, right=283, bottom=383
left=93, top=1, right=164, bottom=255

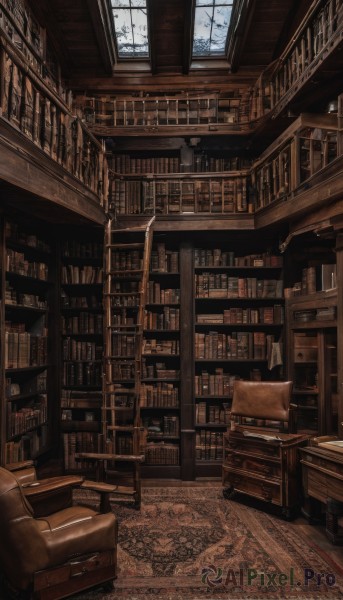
left=242, top=430, right=282, bottom=442
left=318, top=440, right=343, bottom=454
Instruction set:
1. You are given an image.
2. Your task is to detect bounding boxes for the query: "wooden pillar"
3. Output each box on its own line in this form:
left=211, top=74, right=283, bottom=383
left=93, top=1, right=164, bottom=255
left=180, top=242, right=195, bottom=480
left=336, top=233, right=343, bottom=438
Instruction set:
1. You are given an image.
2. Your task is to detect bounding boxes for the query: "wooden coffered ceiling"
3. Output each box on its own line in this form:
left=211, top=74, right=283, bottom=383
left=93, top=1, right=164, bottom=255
left=30, top=0, right=313, bottom=84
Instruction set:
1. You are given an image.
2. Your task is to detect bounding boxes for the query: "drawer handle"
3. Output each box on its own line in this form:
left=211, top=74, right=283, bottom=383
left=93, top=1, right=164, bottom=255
left=261, top=484, right=272, bottom=501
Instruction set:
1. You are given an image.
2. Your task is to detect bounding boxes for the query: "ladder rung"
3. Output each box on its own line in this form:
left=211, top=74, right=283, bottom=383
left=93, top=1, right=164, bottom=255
left=108, top=243, right=144, bottom=249
left=105, top=292, right=142, bottom=297
left=106, top=426, right=135, bottom=432
left=110, top=269, right=143, bottom=274
left=76, top=452, right=145, bottom=463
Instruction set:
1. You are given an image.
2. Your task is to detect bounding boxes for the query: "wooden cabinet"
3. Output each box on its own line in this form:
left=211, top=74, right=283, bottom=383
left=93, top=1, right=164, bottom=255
left=223, top=427, right=309, bottom=518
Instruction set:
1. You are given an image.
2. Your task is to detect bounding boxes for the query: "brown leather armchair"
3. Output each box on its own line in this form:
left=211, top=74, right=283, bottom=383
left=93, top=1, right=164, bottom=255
left=0, top=466, right=118, bottom=599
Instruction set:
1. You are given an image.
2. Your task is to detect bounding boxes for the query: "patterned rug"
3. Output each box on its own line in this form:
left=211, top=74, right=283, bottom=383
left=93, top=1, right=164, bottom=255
left=72, top=485, right=343, bottom=600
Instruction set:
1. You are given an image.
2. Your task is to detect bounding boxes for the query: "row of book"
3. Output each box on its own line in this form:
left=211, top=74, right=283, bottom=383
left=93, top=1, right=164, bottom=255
left=144, top=307, right=180, bottom=330
left=150, top=245, right=179, bottom=272
left=113, top=176, right=249, bottom=215
left=194, top=249, right=283, bottom=268
left=7, top=395, right=47, bottom=437
left=195, top=275, right=283, bottom=298
left=111, top=294, right=139, bottom=308
left=140, top=382, right=179, bottom=407
left=62, top=240, right=103, bottom=259
left=63, top=362, right=102, bottom=387
left=5, top=282, right=47, bottom=309
left=110, top=155, right=181, bottom=174
left=195, top=402, right=230, bottom=425
left=62, top=339, right=103, bottom=361
left=61, top=314, right=103, bottom=334
left=61, top=265, right=103, bottom=284
left=196, top=305, right=284, bottom=325
left=111, top=249, right=142, bottom=271
left=6, top=250, right=49, bottom=280
left=5, top=370, right=47, bottom=399
left=142, top=360, right=179, bottom=380
left=110, top=361, right=135, bottom=380
left=142, top=339, right=179, bottom=355
left=5, top=424, right=48, bottom=463
left=195, top=370, right=240, bottom=397
left=5, top=221, right=51, bottom=253
left=61, top=390, right=102, bottom=409
left=144, top=442, right=179, bottom=465
left=195, top=431, right=224, bottom=461
left=3, top=54, right=106, bottom=198
left=143, top=415, right=180, bottom=438
left=61, top=292, right=101, bottom=309
left=5, top=329, right=48, bottom=369
left=63, top=432, right=101, bottom=471
left=111, top=334, right=135, bottom=357
left=147, top=284, right=180, bottom=304
left=195, top=331, right=275, bottom=360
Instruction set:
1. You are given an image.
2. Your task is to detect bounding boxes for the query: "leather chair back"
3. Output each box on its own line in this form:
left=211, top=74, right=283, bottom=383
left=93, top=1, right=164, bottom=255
left=0, top=467, right=49, bottom=589
left=231, top=380, right=293, bottom=423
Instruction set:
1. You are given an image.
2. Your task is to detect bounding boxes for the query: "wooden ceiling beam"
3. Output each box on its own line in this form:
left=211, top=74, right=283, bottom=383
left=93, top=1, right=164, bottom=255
left=86, top=0, right=117, bottom=74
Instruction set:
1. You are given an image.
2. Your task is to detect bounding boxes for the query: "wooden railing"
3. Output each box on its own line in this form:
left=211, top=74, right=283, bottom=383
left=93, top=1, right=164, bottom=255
left=251, top=0, right=343, bottom=120
left=0, top=35, right=108, bottom=205
left=251, top=113, right=341, bottom=211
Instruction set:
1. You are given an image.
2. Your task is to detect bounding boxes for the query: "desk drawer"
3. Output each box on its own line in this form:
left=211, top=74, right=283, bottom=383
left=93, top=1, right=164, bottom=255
left=223, top=466, right=281, bottom=505
left=224, top=451, right=281, bottom=479
left=225, top=436, right=281, bottom=460
left=307, top=468, right=343, bottom=504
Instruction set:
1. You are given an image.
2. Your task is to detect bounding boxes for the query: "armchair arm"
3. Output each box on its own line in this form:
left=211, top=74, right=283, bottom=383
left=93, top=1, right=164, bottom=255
left=22, top=475, right=84, bottom=517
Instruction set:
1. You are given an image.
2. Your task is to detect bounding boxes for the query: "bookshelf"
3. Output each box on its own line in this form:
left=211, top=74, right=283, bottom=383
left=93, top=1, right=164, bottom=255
left=141, top=240, right=181, bottom=477
left=75, top=91, right=251, bottom=135
left=284, top=232, right=338, bottom=436
left=2, top=216, right=57, bottom=465
left=193, top=245, right=285, bottom=477
left=109, top=172, right=251, bottom=216
left=59, top=230, right=104, bottom=473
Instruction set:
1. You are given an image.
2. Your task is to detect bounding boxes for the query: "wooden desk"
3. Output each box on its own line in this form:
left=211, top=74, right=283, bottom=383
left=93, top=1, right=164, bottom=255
left=300, top=446, right=343, bottom=544
left=222, top=427, right=309, bottom=519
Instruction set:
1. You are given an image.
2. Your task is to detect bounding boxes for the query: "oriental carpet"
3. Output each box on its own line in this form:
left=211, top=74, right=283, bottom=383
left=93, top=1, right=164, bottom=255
left=73, top=485, right=343, bottom=600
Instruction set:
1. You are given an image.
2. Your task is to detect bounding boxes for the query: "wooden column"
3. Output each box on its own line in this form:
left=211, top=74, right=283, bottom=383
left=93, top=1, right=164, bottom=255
left=335, top=232, right=343, bottom=438
left=180, top=242, right=195, bottom=480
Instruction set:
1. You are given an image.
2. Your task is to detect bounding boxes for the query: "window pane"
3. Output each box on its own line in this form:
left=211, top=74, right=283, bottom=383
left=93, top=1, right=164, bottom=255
left=111, top=0, right=130, bottom=7
left=193, top=1, right=233, bottom=57
left=210, top=5, right=231, bottom=53
left=111, top=3, right=149, bottom=57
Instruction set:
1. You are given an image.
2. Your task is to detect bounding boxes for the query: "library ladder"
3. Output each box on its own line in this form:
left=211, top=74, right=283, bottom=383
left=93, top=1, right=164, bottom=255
left=77, top=216, right=155, bottom=508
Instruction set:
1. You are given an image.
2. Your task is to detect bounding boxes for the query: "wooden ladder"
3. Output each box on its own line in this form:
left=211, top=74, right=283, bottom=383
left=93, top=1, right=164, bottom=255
left=77, top=216, right=155, bottom=508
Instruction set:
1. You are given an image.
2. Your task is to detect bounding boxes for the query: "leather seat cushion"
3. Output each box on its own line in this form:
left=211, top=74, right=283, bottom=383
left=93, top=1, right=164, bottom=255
left=36, top=507, right=117, bottom=566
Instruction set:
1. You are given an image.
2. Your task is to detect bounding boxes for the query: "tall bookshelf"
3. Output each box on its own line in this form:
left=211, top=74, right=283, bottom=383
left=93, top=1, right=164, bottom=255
left=141, top=239, right=181, bottom=477
left=284, top=231, right=338, bottom=436
left=59, top=229, right=104, bottom=473
left=193, top=243, right=284, bottom=477
left=1, top=214, right=57, bottom=465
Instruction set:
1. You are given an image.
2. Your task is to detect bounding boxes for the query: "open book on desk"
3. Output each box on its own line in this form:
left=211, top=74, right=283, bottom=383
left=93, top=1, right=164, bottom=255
left=318, top=440, right=343, bottom=454
left=242, top=430, right=282, bottom=442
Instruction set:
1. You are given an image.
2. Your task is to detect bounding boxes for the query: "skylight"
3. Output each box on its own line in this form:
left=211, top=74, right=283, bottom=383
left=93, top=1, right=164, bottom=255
left=192, top=0, right=233, bottom=57
left=110, top=0, right=149, bottom=58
